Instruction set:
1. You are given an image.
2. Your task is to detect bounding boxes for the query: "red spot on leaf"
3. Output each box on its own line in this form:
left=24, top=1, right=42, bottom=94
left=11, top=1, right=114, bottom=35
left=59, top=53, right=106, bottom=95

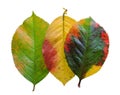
left=64, top=34, right=71, bottom=52
left=96, top=31, right=109, bottom=66
left=42, top=40, right=57, bottom=71
left=69, top=24, right=80, bottom=38
left=103, top=46, right=108, bottom=61
left=101, top=31, right=109, bottom=61
left=66, top=35, right=72, bottom=44
left=94, top=23, right=99, bottom=28
left=97, top=62, right=103, bottom=66
left=101, top=31, right=109, bottom=45
left=64, top=24, right=81, bottom=53
left=64, top=43, right=70, bottom=52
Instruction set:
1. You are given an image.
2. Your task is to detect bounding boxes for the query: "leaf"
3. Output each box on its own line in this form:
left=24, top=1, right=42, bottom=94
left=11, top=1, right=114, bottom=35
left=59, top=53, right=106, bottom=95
left=42, top=15, right=76, bottom=85
left=64, top=17, right=109, bottom=87
left=11, top=12, right=49, bottom=91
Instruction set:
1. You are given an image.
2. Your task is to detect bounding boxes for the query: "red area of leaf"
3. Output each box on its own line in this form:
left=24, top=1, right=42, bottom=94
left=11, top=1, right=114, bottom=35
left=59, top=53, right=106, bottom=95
left=64, top=44, right=70, bottom=52
left=101, top=31, right=109, bottom=60
left=101, top=31, right=109, bottom=45
left=97, top=31, right=109, bottom=66
left=69, top=24, right=80, bottom=38
left=42, top=40, right=57, bottom=71
left=94, top=23, right=99, bottom=28
left=97, top=62, right=103, bottom=66
left=64, top=24, right=80, bottom=53
left=64, top=33, right=72, bottom=52
left=96, top=31, right=109, bottom=66
left=103, top=46, right=108, bottom=60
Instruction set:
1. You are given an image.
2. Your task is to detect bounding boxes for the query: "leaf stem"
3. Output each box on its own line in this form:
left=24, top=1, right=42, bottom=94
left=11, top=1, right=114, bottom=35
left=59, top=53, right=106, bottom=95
left=32, top=84, right=35, bottom=91
left=62, top=8, right=67, bottom=41
left=78, top=79, right=82, bottom=87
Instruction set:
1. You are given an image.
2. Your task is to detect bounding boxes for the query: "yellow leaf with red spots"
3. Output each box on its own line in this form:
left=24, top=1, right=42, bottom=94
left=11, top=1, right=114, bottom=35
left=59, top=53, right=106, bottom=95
left=43, top=16, right=76, bottom=85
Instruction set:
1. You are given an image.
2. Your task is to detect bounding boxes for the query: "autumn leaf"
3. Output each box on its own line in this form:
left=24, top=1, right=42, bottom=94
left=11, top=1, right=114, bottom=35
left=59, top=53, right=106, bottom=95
left=42, top=10, right=76, bottom=85
left=64, top=17, right=109, bottom=87
left=11, top=12, right=49, bottom=91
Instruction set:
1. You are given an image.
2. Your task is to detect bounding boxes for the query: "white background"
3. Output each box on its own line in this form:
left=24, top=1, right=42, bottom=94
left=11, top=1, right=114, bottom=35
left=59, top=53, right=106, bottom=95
left=0, top=0, right=119, bottom=95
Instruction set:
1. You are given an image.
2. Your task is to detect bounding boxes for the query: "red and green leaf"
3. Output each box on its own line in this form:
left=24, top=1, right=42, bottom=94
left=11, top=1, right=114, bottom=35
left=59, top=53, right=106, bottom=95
left=11, top=12, right=49, bottom=91
left=64, top=17, right=109, bottom=87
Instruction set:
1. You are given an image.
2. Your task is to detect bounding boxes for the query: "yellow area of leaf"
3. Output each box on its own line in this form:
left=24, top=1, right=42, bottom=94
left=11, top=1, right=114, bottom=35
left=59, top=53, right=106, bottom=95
left=45, top=16, right=76, bottom=85
left=85, top=65, right=101, bottom=78
left=12, top=54, right=25, bottom=74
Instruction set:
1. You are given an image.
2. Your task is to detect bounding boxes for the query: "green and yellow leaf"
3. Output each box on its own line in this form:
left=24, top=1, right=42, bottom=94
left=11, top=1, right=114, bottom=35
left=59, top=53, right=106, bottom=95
left=12, top=12, right=49, bottom=91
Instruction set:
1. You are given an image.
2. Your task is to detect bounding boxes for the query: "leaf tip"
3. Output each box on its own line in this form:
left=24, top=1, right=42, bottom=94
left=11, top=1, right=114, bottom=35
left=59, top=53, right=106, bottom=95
left=63, top=83, right=66, bottom=86
left=32, top=11, right=36, bottom=17
left=89, top=16, right=95, bottom=22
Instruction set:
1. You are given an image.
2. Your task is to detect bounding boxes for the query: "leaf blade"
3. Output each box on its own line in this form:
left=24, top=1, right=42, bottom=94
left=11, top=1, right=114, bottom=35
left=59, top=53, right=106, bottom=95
left=43, top=16, right=76, bottom=85
left=64, top=17, right=109, bottom=86
left=12, top=12, right=49, bottom=90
